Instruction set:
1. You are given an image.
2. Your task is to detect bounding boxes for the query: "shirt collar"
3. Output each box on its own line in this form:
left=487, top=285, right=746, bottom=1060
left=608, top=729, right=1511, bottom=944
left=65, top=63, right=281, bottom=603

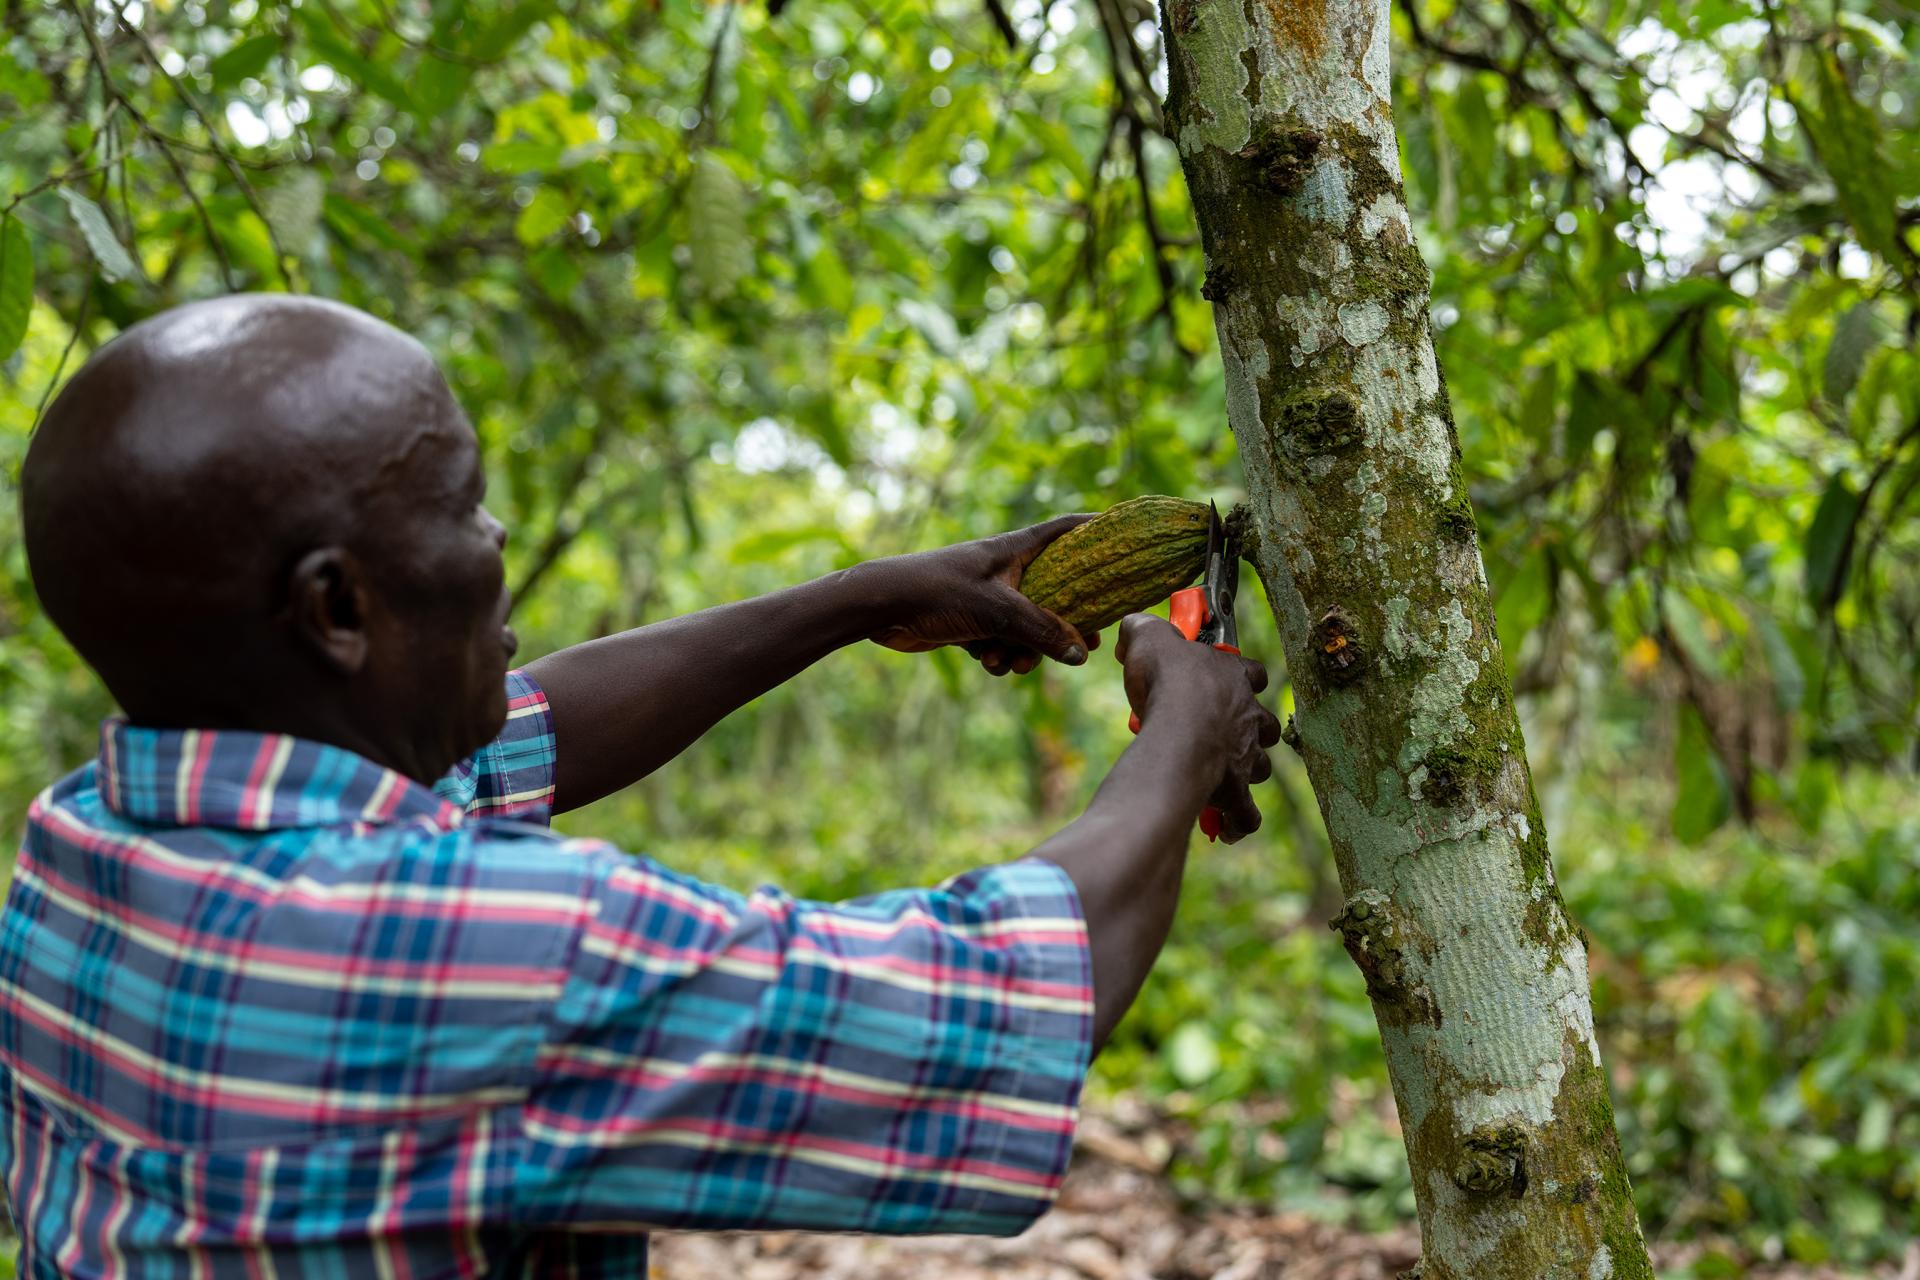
left=97, top=720, right=464, bottom=832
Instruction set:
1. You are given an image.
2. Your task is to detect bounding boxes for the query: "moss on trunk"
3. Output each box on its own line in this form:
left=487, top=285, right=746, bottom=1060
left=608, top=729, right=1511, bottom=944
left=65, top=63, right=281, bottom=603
left=1158, top=0, right=1654, bottom=1275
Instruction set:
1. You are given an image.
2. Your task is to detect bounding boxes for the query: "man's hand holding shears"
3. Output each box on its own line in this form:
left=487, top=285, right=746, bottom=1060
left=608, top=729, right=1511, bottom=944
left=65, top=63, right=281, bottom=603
left=1115, top=503, right=1276, bottom=844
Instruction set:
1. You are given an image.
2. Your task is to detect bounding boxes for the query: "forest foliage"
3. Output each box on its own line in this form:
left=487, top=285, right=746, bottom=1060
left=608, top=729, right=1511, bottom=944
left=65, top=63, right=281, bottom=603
left=1, top=0, right=1918, bottom=1270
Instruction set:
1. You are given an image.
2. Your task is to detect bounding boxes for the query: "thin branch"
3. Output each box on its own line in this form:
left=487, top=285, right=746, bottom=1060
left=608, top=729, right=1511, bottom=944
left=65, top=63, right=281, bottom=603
left=33, top=280, right=95, bottom=432
left=1125, top=113, right=1193, bottom=358
left=60, top=0, right=239, bottom=288
left=2, top=140, right=137, bottom=216
left=1093, top=0, right=1164, bottom=134
left=982, top=0, right=1018, bottom=48
left=690, top=0, right=739, bottom=149
left=102, top=0, right=293, bottom=282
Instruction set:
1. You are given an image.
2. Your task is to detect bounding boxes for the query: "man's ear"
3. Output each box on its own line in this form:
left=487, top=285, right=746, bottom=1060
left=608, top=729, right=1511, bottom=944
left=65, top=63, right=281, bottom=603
left=286, top=547, right=370, bottom=674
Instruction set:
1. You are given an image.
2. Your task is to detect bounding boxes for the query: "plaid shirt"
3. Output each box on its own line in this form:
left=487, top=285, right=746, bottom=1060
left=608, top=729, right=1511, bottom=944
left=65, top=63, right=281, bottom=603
left=0, top=671, right=1093, bottom=1278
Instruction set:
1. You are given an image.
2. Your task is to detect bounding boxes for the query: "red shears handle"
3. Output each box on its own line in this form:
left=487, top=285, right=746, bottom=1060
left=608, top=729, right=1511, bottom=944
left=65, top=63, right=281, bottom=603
left=1127, top=585, right=1240, bottom=842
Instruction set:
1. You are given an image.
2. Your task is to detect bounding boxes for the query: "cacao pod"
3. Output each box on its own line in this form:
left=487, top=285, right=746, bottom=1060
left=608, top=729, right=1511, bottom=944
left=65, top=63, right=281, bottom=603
left=1019, top=496, right=1214, bottom=634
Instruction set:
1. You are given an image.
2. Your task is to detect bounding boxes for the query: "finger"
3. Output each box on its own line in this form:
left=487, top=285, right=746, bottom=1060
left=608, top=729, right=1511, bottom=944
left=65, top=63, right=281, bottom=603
left=1212, top=783, right=1263, bottom=843
left=1240, top=656, right=1269, bottom=693
left=1082, top=628, right=1102, bottom=653
left=965, top=640, right=992, bottom=660
left=1115, top=613, right=1171, bottom=665
left=1003, top=513, right=1098, bottom=571
left=1007, top=648, right=1041, bottom=675
left=1257, top=707, right=1283, bottom=748
left=994, top=594, right=1090, bottom=667
left=1249, top=749, right=1273, bottom=784
left=975, top=642, right=1007, bottom=671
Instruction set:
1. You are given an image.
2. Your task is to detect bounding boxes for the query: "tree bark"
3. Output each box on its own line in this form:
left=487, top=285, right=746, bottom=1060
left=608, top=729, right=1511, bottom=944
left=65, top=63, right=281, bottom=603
left=1158, top=2, right=1654, bottom=1276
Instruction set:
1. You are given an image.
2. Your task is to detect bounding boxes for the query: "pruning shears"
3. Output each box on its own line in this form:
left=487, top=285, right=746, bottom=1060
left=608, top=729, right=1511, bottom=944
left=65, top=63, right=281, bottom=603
left=1127, top=501, right=1242, bottom=842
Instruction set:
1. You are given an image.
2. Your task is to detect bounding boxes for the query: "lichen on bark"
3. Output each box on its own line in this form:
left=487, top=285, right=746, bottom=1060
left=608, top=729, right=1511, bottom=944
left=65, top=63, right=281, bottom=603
left=1158, top=0, right=1654, bottom=1275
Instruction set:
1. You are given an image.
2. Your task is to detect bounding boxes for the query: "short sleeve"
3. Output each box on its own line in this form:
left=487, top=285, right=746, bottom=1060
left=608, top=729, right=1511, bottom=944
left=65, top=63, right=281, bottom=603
left=434, top=669, right=558, bottom=821
left=514, top=850, right=1094, bottom=1238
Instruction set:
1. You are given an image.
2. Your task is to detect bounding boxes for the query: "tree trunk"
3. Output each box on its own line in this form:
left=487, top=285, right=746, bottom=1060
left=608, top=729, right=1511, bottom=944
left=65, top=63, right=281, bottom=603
left=1158, top=2, right=1654, bottom=1276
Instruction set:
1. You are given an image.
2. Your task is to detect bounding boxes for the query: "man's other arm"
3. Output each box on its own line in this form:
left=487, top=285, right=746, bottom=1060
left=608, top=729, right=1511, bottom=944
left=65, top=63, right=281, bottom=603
left=1032, top=614, right=1277, bottom=1052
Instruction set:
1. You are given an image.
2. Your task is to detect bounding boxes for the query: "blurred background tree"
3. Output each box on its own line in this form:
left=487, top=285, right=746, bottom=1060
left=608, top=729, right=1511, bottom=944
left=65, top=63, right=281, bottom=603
left=1, top=0, right=1916, bottom=1271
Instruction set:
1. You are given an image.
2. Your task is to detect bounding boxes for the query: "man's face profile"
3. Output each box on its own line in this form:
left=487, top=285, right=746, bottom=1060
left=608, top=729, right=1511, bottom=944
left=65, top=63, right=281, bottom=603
left=20, top=293, right=518, bottom=783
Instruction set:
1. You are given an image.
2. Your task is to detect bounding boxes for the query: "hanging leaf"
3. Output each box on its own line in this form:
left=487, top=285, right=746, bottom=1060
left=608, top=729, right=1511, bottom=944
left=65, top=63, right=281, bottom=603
left=528, top=242, right=581, bottom=301
left=463, top=3, right=547, bottom=60
left=927, top=645, right=967, bottom=699
left=801, top=240, right=854, bottom=314
left=322, top=192, right=415, bottom=252
left=1822, top=301, right=1886, bottom=410
left=1756, top=614, right=1807, bottom=715
left=1014, top=109, right=1091, bottom=189
left=686, top=152, right=752, bottom=299
left=1517, top=363, right=1559, bottom=439
left=897, top=298, right=961, bottom=356
left=483, top=140, right=565, bottom=175
left=262, top=169, right=325, bottom=254
left=209, top=33, right=280, bottom=87
left=1799, top=50, right=1904, bottom=267
left=56, top=188, right=141, bottom=283
left=1564, top=369, right=1616, bottom=462
left=0, top=215, right=32, bottom=361
left=1672, top=705, right=1732, bottom=845
left=292, top=7, right=415, bottom=110
left=514, top=187, right=572, bottom=246
left=413, top=59, right=474, bottom=119
left=1803, top=474, right=1861, bottom=612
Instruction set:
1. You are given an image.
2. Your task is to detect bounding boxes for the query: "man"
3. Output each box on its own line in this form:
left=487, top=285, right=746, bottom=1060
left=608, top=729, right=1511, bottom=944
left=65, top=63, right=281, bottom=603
left=3, top=294, right=1277, bottom=1277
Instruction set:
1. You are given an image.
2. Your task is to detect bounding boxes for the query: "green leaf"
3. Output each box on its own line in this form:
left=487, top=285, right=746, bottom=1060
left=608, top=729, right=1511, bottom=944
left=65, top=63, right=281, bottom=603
left=1803, top=474, right=1861, bottom=611
left=527, top=242, right=580, bottom=301
left=0, top=215, right=32, bottom=361
left=262, top=169, right=325, bottom=253
left=1495, top=548, right=1552, bottom=661
left=897, top=298, right=960, bottom=356
left=322, top=192, right=415, bottom=253
left=514, top=187, right=571, bottom=245
left=1834, top=12, right=1907, bottom=59
left=1822, top=300, right=1886, bottom=409
left=209, top=33, right=279, bottom=86
left=727, top=525, right=855, bottom=563
left=1014, top=109, right=1090, bottom=189
left=0, top=47, right=51, bottom=109
left=56, top=188, right=140, bottom=283
left=1564, top=369, right=1614, bottom=461
left=413, top=59, right=473, bottom=119
left=1800, top=50, right=1904, bottom=267
left=686, top=152, right=751, bottom=299
left=1517, top=363, right=1559, bottom=439
left=292, top=8, right=415, bottom=110
left=1672, top=705, right=1731, bottom=845
left=1165, top=1021, right=1221, bottom=1087
left=482, top=140, right=564, bottom=175
left=1660, top=588, right=1718, bottom=676
left=1756, top=615, right=1806, bottom=714
left=894, top=85, right=980, bottom=191
left=927, top=645, right=966, bottom=699
left=1789, top=758, right=1836, bottom=833
left=464, top=3, right=547, bottom=60
left=801, top=241, right=853, bottom=314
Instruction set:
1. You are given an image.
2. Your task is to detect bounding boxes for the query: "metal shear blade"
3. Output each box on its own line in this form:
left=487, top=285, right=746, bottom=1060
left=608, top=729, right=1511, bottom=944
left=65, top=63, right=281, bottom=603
left=1198, top=501, right=1239, bottom=650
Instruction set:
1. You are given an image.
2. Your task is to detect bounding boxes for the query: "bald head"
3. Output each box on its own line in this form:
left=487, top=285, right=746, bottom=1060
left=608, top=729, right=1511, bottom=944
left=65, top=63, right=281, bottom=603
left=24, top=294, right=517, bottom=781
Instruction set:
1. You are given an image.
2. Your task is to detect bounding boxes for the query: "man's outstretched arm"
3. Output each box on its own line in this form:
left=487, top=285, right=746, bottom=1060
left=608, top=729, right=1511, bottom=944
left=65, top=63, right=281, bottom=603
left=526, top=516, right=1094, bottom=815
